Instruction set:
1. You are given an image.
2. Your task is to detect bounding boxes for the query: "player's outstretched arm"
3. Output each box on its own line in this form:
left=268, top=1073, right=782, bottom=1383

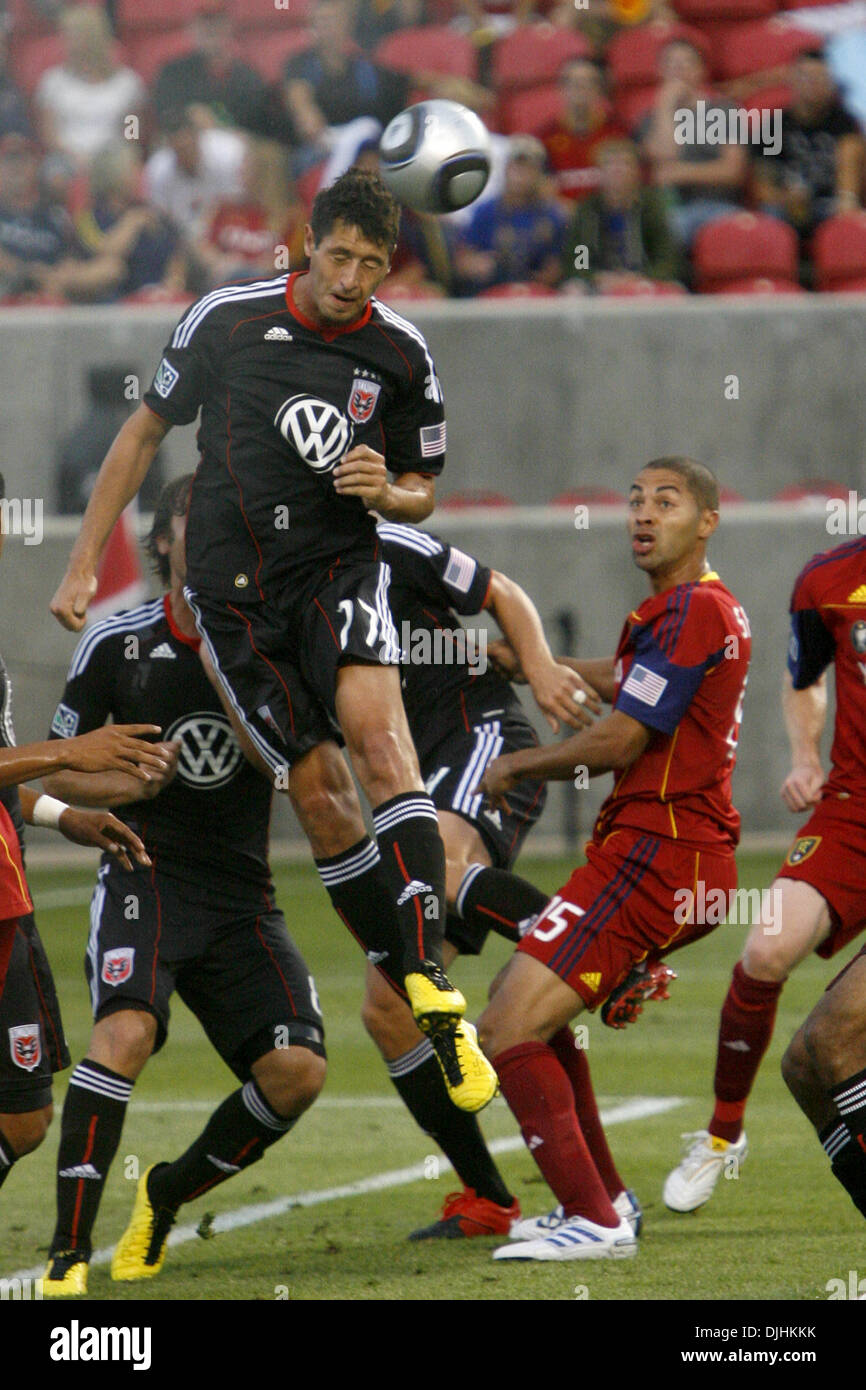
left=50, top=404, right=171, bottom=631
left=555, top=656, right=618, bottom=704
left=18, top=787, right=151, bottom=872
left=0, top=725, right=166, bottom=791
left=484, top=570, right=601, bottom=731
left=475, top=709, right=650, bottom=806
left=780, top=669, right=827, bottom=813
left=41, top=741, right=181, bottom=809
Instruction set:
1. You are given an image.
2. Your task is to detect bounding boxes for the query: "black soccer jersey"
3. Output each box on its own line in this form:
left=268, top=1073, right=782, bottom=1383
left=48, top=595, right=273, bottom=903
left=142, top=272, right=447, bottom=607
left=377, top=522, right=525, bottom=763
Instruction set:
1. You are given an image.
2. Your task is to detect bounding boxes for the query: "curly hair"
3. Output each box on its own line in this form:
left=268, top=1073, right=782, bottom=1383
left=145, top=472, right=194, bottom=585
left=310, top=168, right=400, bottom=253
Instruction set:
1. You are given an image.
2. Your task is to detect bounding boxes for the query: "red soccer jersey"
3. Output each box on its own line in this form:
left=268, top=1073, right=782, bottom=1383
left=540, top=116, right=627, bottom=202
left=788, top=536, right=866, bottom=801
left=595, top=571, right=751, bottom=849
left=0, top=800, right=32, bottom=921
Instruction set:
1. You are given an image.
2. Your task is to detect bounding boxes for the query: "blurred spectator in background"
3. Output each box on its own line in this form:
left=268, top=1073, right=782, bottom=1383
left=194, top=138, right=304, bottom=289
left=0, top=132, right=127, bottom=302
left=35, top=4, right=146, bottom=168
left=57, top=366, right=164, bottom=515
left=352, top=136, right=455, bottom=296
left=144, top=106, right=246, bottom=243
left=560, top=136, right=680, bottom=292
left=0, top=29, right=33, bottom=141
left=540, top=58, right=626, bottom=207
left=640, top=38, right=748, bottom=248
left=152, top=0, right=286, bottom=143
left=353, top=0, right=425, bottom=51
left=75, top=143, right=188, bottom=301
left=454, top=134, right=566, bottom=293
left=753, top=51, right=864, bottom=238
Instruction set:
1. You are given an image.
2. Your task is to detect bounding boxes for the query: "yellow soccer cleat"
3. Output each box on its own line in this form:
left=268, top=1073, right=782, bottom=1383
left=42, top=1251, right=88, bottom=1297
left=405, top=962, right=466, bottom=1033
left=430, top=1021, right=499, bottom=1114
left=111, top=1163, right=175, bottom=1282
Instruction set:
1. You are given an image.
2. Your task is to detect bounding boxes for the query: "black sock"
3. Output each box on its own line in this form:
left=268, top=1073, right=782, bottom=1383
left=372, top=794, right=446, bottom=975
left=827, top=1072, right=866, bottom=1219
left=148, top=1080, right=296, bottom=1212
left=0, top=1133, right=15, bottom=1190
left=316, top=837, right=405, bottom=993
left=452, top=865, right=549, bottom=953
left=387, top=1038, right=513, bottom=1208
left=51, top=1060, right=133, bottom=1258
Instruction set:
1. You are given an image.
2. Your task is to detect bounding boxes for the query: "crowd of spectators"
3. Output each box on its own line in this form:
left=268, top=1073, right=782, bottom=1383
left=0, top=0, right=863, bottom=305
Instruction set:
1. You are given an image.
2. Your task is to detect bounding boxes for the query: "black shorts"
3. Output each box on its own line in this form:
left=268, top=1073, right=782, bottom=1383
left=86, top=863, right=325, bottom=1077
left=186, top=558, right=401, bottom=773
left=0, top=914, right=69, bottom=1112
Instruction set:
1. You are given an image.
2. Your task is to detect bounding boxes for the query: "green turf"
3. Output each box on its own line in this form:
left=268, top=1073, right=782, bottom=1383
left=3, top=852, right=861, bottom=1301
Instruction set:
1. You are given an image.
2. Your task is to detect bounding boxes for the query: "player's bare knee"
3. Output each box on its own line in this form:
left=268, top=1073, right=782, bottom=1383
left=801, top=1007, right=855, bottom=1086
left=254, top=1047, right=326, bottom=1119
left=1, top=1102, right=53, bottom=1155
left=351, top=726, right=414, bottom=802
left=740, top=930, right=793, bottom=984
left=781, top=1028, right=814, bottom=1099
left=291, top=781, right=364, bottom=856
left=89, top=1008, right=157, bottom=1077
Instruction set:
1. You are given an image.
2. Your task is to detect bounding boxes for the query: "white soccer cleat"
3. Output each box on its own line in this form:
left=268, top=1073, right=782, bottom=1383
left=663, top=1130, right=748, bottom=1213
left=509, top=1188, right=642, bottom=1241
left=494, top=1214, right=637, bottom=1262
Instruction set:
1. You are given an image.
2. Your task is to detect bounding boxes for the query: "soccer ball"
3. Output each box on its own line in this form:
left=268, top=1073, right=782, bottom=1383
left=379, top=100, right=492, bottom=215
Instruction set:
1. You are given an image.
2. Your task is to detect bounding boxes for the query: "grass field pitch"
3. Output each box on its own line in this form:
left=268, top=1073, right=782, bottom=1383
left=3, top=851, right=862, bottom=1303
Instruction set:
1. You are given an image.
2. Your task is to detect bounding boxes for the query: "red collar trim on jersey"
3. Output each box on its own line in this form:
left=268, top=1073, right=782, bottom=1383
left=285, top=271, right=373, bottom=339
left=163, top=593, right=200, bottom=651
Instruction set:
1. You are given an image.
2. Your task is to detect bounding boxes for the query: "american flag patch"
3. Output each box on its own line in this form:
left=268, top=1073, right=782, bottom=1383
left=622, top=664, right=668, bottom=707
left=419, top=421, right=446, bottom=458
left=444, top=547, right=476, bottom=594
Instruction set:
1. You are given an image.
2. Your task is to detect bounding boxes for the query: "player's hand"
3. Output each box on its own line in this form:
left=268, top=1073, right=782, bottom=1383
left=50, top=569, right=98, bottom=632
left=333, top=446, right=390, bottom=511
left=780, top=761, right=824, bottom=814
left=528, top=659, right=602, bottom=733
left=473, top=752, right=520, bottom=811
left=63, top=726, right=167, bottom=781
left=487, top=639, right=526, bottom=683
left=133, top=741, right=182, bottom=799
left=57, top=807, right=152, bottom=872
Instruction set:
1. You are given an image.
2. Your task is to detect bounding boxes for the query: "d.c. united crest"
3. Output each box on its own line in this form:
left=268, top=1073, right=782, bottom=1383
left=102, top=947, right=135, bottom=986
left=9, top=1023, right=41, bottom=1071
left=348, top=376, right=382, bottom=425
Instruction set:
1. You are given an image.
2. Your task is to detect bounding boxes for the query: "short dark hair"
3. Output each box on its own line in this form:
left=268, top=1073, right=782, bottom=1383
left=310, top=168, right=400, bottom=254
left=640, top=456, right=720, bottom=513
left=145, top=472, right=194, bottom=585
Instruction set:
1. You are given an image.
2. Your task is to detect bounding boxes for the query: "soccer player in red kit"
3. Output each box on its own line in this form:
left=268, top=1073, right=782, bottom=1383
left=475, top=456, right=751, bottom=1261
left=666, top=534, right=866, bottom=1213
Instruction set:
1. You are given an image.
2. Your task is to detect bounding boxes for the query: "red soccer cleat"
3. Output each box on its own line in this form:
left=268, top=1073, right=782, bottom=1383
left=601, top=959, right=677, bottom=1029
left=408, top=1188, right=521, bottom=1240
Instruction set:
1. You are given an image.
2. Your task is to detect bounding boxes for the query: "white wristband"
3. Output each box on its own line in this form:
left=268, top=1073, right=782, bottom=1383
left=31, top=795, right=70, bottom=829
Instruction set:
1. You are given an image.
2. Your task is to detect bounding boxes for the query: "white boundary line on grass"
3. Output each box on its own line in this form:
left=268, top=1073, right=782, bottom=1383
left=5, top=1095, right=683, bottom=1283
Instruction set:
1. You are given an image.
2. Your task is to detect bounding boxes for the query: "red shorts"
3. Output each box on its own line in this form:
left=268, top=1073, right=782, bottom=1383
left=518, top=828, right=737, bottom=1009
left=776, top=796, right=866, bottom=960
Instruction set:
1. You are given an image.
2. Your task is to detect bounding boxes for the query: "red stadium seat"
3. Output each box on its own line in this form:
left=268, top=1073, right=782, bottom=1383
left=614, top=82, right=659, bottom=132
left=229, top=0, right=310, bottom=27
left=10, top=34, right=66, bottom=93
left=740, top=82, right=793, bottom=111
left=553, top=488, right=626, bottom=505
left=672, top=0, right=778, bottom=22
left=438, top=491, right=514, bottom=509
left=719, top=487, right=746, bottom=503
left=492, top=26, right=592, bottom=93
left=597, top=277, right=688, bottom=296
left=607, top=21, right=711, bottom=89
left=477, top=282, right=558, bottom=298
left=812, top=212, right=866, bottom=292
left=122, top=288, right=195, bottom=307
left=773, top=480, right=850, bottom=503
left=238, top=27, right=313, bottom=83
left=692, top=212, right=798, bottom=291
left=115, top=0, right=195, bottom=30
left=717, top=19, right=820, bottom=80
left=125, top=30, right=195, bottom=85
left=6, top=0, right=54, bottom=35
left=704, top=275, right=804, bottom=293
left=376, top=282, right=444, bottom=303
left=375, top=27, right=478, bottom=81
left=821, top=277, right=866, bottom=294
left=498, top=83, right=562, bottom=135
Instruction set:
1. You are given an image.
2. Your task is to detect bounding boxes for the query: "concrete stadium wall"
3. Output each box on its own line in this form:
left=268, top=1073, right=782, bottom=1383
left=1, top=504, right=839, bottom=858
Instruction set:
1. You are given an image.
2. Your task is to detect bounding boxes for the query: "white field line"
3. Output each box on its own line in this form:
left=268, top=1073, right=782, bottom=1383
left=5, top=1095, right=683, bottom=1283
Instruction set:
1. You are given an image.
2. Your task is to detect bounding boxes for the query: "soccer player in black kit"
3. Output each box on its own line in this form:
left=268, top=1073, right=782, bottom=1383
left=51, top=169, right=496, bottom=1110
left=41, top=477, right=326, bottom=1296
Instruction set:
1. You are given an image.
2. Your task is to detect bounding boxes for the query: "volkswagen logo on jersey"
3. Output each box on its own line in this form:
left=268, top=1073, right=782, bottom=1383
left=165, top=711, right=244, bottom=788
left=274, top=394, right=353, bottom=473
left=9, top=1023, right=41, bottom=1071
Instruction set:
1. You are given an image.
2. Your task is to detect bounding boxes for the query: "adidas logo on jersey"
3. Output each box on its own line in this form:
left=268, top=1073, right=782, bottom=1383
left=528, top=1135, right=544, bottom=1151
left=396, top=879, right=432, bottom=907
left=366, top=949, right=389, bottom=966
left=150, top=643, right=176, bottom=659
left=59, top=1163, right=102, bottom=1180
left=264, top=326, right=293, bottom=341
left=483, top=807, right=502, bottom=830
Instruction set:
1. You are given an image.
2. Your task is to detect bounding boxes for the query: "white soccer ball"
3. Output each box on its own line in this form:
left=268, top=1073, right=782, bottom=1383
left=379, top=100, right=492, bottom=215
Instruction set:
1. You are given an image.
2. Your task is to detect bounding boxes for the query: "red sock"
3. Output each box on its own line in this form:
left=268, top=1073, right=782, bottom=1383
left=709, top=961, right=784, bottom=1142
left=549, top=1026, right=626, bottom=1201
left=494, top=1041, right=619, bottom=1227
